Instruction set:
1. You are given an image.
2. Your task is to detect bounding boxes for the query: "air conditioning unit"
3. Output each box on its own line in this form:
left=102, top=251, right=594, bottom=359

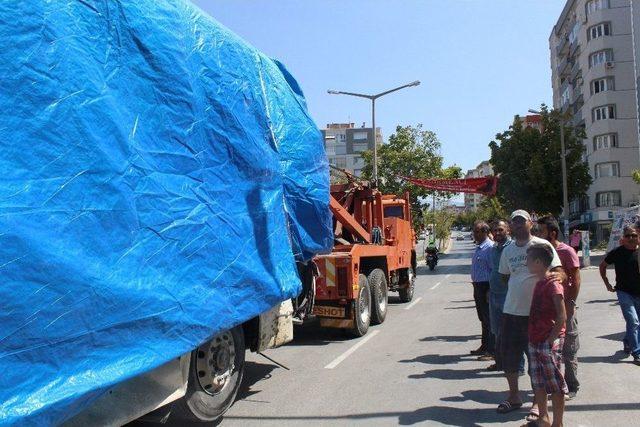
left=605, top=61, right=615, bottom=69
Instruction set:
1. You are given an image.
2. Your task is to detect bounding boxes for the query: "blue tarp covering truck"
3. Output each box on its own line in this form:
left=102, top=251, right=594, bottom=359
left=0, top=1, right=332, bottom=425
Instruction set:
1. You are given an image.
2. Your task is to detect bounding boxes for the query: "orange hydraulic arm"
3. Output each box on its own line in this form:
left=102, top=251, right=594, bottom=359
left=329, top=196, right=371, bottom=243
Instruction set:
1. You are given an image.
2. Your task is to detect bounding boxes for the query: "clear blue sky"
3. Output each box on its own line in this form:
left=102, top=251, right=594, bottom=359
left=192, top=0, right=564, bottom=175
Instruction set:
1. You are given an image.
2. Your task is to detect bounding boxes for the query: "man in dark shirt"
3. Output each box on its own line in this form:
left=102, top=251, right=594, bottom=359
left=599, top=225, right=640, bottom=365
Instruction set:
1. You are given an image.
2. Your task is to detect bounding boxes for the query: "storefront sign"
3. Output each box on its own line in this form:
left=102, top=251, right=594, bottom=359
left=608, top=206, right=640, bottom=252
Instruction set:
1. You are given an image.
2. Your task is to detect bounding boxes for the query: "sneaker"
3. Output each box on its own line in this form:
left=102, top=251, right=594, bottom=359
left=486, top=363, right=498, bottom=371
left=477, top=354, right=494, bottom=361
left=633, top=354, right=640, bottom=365
left=566, top=391, right=577, bottom=400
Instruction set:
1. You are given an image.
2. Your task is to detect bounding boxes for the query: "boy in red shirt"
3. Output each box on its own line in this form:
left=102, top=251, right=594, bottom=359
left=527, top=244, right=568, bottom=427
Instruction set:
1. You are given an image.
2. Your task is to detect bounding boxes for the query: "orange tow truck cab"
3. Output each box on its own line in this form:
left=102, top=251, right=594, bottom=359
left=307, top=182, right=417, bottom=337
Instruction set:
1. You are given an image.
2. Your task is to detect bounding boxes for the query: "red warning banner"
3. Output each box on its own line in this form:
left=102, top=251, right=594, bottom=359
left=401, top=175, right=499, bottom=196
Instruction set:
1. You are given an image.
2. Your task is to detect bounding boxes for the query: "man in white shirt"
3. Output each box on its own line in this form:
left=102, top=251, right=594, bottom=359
left=496, top=210, right=566, bottom=422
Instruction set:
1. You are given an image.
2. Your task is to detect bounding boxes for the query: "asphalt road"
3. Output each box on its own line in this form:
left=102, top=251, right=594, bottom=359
left=218, top=238, right=640, bottom=427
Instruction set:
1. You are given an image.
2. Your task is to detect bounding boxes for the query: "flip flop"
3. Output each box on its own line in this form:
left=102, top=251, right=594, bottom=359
left=525, top=408, right=540, bottom=422
left=497, top=400, right=523, bottom=414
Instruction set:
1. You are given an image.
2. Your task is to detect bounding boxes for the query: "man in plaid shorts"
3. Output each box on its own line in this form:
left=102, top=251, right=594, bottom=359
left=527, top=244, right=568, bottom=427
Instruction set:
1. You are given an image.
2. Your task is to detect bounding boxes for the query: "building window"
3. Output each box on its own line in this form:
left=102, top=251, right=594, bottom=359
left=595, top=162, right=619, bottom=178
left=561, top=86, right=571, bottom=105
left=337, top=134, right=346, bottom=142
left=591, top=77, right=614, bottom=94
left=592, top=104, right=615, bottom=121
left=353, top=131, right=368, bottom=140
left=353, top=143, right=369, bottom=153
left=586, top=0, right=609, bottom=15
left=589, top=49, right=613, bottom=68
left=587, top=22, right=611, bottom=41
left=596, top=191, right=621, bottom=207
left=593, top=133, right=617, bottom=151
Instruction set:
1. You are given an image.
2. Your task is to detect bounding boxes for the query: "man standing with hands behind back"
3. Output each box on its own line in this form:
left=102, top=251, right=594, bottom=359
left=471, top=221, right=494, bottom=360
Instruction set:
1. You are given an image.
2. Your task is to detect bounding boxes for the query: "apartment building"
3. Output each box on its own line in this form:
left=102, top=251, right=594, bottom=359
left=521, top=114, right=544, bottom=132
left=550, top=0, right=640, bottom=242
left=321, top=123, right=383, bottom=177
left=464, top=160, right=494, bottom=211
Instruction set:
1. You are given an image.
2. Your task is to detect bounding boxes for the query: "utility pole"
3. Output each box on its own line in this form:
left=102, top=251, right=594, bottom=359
left=328, top=80, right=420, bottom=187
left=559, top=122, right=570, bottom=238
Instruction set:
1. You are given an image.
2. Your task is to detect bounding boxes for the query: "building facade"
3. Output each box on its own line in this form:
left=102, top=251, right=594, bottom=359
left=550, top=0, right=640, bottom=242
left=464, top=160, right=494, bottom=211
left=520, top=114, right=544, bottom=132
left=322, top=123, right=382, bottom=177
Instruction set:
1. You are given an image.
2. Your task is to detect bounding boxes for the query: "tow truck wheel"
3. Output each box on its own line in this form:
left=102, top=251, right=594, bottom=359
left=349, top=274, right=371, bottom=337
left=171, top=326, right=245, bottom=424
left=398, top=266, right=415, bottom=303
left=368, top=268, right=388, bottom=324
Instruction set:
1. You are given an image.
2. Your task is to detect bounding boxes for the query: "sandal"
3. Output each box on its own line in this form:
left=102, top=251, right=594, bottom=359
left=497, top=400, right=523, bottom=414
left=525, top=408, right=540, bottom=422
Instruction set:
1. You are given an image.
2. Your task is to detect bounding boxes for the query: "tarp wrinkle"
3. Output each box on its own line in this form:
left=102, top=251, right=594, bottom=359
left=0, top=1, right=332, bottom=425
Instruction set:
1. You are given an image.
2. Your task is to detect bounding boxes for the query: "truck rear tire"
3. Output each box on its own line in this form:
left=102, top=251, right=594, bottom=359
left=368, top=268, right=388, bottom=325
left=349, top=274, right=371, bottom=337
left=171, top=326, right=245, bottom=424
left=398, top=266, right=415, bottom=303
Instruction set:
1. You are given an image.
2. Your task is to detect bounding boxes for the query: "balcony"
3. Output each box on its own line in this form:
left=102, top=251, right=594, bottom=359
left=556, top=36, right=570, bottom=56
left=558, top=57, right=571, bottom=77
left=570, top=59, right=581, bottom=81
left=572, top=87, right=584, bottom=108
left=569, top=41, right=580, bottom=58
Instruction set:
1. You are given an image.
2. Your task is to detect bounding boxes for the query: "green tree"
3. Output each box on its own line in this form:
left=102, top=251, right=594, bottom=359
left=489, top=105, right=591, bottom=215
left=361, top=124, right=461, bottom=222
left=453, top=198, right=507, bottom=229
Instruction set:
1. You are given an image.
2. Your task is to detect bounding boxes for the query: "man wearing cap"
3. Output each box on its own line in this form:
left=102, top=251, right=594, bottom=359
left=496, top=210, right=565, bottom=421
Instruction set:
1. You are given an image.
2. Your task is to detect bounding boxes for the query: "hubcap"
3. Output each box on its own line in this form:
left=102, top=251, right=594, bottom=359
left=196, top=331, right=236, bottom=395
left=377, top=282, right=386, bottom=311
left=359, top=287, right=370, bottom=324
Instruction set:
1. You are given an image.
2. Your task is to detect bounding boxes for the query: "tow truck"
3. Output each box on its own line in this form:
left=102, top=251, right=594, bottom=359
left=295, top=178, right=417, bottom=336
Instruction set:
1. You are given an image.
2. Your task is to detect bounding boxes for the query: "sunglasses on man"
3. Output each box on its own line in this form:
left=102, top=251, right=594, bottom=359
left=624, top=233, right=638, bottom=238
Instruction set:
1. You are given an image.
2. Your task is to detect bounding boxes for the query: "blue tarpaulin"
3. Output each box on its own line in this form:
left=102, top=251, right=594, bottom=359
left=0, top=1, right=332, bottom=425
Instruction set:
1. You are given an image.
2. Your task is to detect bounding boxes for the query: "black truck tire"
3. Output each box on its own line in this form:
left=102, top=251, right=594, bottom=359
left=368, top=268, right=388, bottom=325
left=171, top=326, right=245, bottom=424
left=349, top=274, right=371, bottom=337
left=398, top=266, right=416, bottom=303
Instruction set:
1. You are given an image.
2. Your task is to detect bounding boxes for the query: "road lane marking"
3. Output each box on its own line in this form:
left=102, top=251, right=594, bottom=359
left=430, top=282, right=441, bottom=290
left=404, top=296, right=423, bottom=310
left=324, top=330, right=380, bottom=369
left=445, top=274, right=451, bottom=279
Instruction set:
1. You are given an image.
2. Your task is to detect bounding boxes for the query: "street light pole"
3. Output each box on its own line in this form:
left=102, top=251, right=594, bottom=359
left=372, top=97, right=376, bottom=184
left=529, top=108, right=570, bottom=237
left=328, top=80, right=420, bottom=187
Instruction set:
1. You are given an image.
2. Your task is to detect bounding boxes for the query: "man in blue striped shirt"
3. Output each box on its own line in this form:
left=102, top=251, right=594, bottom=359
left=471, top=220, right=494, bottom=358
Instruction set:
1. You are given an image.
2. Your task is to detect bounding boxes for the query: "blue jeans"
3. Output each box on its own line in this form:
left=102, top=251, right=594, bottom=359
left=489, top=292, right=506, bottom=337
left=617, top=290, right=640, bottom=356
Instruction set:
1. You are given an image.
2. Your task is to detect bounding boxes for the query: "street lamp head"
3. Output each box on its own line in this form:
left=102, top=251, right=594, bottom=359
left=409, top=80, right=421, bottom=87
left=528, top=109, right=542, bottom=114
left=327, top=90, right=340, bottom=95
